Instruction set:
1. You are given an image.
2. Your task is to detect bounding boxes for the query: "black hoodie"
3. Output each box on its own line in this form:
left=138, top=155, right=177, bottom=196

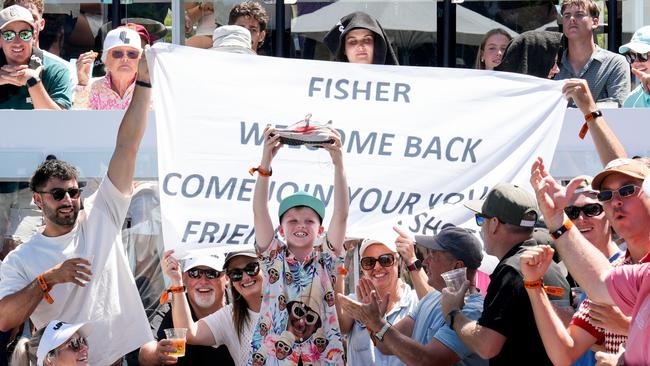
left=323, top=11, right=399, bottom=65
left=494, top=30, right=565, bottom=79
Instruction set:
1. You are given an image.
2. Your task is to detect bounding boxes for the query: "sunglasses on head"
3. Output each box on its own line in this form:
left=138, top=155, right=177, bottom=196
left=625, top=52, right=649, bottom=64
left=290, top=303, right=319, bottom=325
left=597, top=184, right=640, bottom=202
left=111, top=49, right=140, bottom=59
left=37, top=188, right=82, bottom=201
left=1, top=29, right=33, bottom=42
left=360, top=253, right=396, bottom=270
left=226, top=262, right=260, bottom=282
left=64, top=337, right=87, bottom=352
left=187, top=268, right=222, bottom=280
left=564, top=203, right=604, bottom=220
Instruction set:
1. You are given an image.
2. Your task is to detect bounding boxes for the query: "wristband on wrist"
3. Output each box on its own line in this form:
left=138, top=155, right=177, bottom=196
left=578, top=110, right=603, bottom=140
left=446, top=309, right=460, bottom=330
left=135, top=80, right=152, bottom=88
left=551, top=219, right=574, bottom=240
left=249, top=165, right=272, bottom=177
left=523, top=279, right=565, bottom=297
left=159, top=285, right=186, bottom=305
left=37, top=275, right=54, bottom=304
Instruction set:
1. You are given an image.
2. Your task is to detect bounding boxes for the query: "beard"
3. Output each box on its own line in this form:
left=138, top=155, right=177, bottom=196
left=43, top=203, right=79, bottom=227
left=191, top=290, right=216, bottom=309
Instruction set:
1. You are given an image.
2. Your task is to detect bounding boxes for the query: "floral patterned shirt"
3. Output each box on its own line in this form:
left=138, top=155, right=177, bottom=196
left=73, top=73, right=135, bottom=110
left=249, top=237, right=345, bottom=366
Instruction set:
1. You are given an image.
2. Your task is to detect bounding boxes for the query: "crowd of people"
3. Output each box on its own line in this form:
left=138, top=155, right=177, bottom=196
left=1, top=0, right=650, bottom=365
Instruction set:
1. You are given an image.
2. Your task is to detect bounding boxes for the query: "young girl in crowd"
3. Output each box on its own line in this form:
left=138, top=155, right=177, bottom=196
left=248, top=125, right=348, bottom=365
left=11, top=320, right=90, bottom=366
left=475, top=28, right=512, bottom=70
left=161, top=250, right=263, bottom=366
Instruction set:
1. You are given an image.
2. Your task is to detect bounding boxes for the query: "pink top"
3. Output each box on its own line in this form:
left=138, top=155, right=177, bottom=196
left=605, top=260, right=650, bottom=364
left=73, top=73, right=135, bottom=110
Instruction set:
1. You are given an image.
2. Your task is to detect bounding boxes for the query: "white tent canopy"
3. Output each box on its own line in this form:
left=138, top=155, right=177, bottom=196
left=291, top=0, right=518, bottom=46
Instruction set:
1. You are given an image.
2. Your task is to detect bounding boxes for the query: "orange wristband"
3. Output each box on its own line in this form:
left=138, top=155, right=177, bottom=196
left=524, top=279, right=566, bottom=297
left=579, top=110, right=603, bottom=140
left=159, top=285, right=186, bottom=305
left=249, top=165, right=272, bottom=177
left=37, top=275, right=54, bottom=304
left=337, top=266, right=348, bottom=276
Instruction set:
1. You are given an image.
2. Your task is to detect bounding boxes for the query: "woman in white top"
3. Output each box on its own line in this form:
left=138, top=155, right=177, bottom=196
left=164, top=249, right=263, bottom=366
left=11, top=320, right=90, bottom=366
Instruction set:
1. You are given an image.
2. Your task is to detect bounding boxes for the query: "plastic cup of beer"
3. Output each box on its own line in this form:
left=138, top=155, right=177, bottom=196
left=164, top=328, right=187, bottom=357
left=441, top=267, right=467, bottom=292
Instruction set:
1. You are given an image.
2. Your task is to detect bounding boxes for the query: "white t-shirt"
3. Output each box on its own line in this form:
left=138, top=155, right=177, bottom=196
left=202, top=303, right=259, bottom=366
left=0, top=176, right=153, bottom=365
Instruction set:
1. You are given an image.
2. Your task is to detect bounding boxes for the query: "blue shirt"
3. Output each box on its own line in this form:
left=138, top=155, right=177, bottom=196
left=410, top=291, right=487, bottom=366
left=623, top=85, right=650, bottom=108
left=346, top=282, right=419, bottom=366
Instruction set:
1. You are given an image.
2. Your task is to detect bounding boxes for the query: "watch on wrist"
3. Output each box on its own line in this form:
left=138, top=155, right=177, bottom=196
left=407, top=259, right=422, bottom=272
left=374, top=321, right=392, bottom=341
left=26, top=75, right=41, bottom=88
left=446, top=309, right=460, bottom=329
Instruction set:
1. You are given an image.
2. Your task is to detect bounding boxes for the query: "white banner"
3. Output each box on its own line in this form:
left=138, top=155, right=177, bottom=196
left=148, top=43, right=567, bottom=254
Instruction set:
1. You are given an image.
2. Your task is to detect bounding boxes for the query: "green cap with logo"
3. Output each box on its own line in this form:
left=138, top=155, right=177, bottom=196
left=278, top=191, right=325, bottom=221
left=464, top=182, right=539, bottom=227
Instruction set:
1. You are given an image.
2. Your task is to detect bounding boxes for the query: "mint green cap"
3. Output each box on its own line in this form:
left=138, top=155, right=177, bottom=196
left=278, top=192, right=325, bottom=221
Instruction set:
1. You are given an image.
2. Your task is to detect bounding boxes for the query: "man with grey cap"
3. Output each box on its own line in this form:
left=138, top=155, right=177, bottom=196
left=441, top=182, right=569, bottom=366
left=338, top=227, right=487, bottom=366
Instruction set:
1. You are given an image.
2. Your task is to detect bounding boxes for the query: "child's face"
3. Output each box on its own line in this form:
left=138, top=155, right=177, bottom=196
left=279, top=207, right=324, bottom=249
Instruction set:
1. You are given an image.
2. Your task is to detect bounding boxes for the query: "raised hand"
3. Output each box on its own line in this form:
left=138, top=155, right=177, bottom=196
left=162, top=250, right=183, bottom=286
left=520, top=245, right=554, bottom=282
left=76, top=51, right=98, bottom=86
left=43, top=258, right=92, bottom=287
left=260, top=125, right=283, bottom=167
left=562, top=79, right=597, bottom=114
left=321, top=128, right=343, bottom=165
left=137, top=45, right=151, bottom=83
left=393, top=225, right=417, bottom=265
left=337, top=290, right=387, bottom=333
left=356, top=277, right=388, bottom=317
left=530, top=157, right=589, bottom=230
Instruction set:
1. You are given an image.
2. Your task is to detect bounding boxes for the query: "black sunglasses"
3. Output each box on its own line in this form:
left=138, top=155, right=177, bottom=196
left=37, top=188, right=82, bottom=201
left=625, top=52, right=649, bottom=64
left=226, top=262, right=260, bottom=282
left=564, top=203, right=604, bottom=220
left=360, top=253, right=396, bottom=271
left=65, top=337, right=87, bottom=352
left=187, top=268, right=222, bottom=280
left=111, top=49, right=140, bottom=59
left=1, top=29, right=33, bottom=42
left=597, top=184, right=640, bottom=202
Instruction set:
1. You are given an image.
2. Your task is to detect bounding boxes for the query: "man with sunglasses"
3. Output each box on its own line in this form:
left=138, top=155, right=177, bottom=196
left=0, top=5, right=72, bottom=109
left=620, top=25, right=650, bottom=108
left=554, top=0, right=630, bottom=107
left=530, top=157, right=650, bottom=365
left=440, top=183, right=569, bottom=365
left=0, top=45, right=153, bottom=365
left=147, top=255, right=235, bottom=366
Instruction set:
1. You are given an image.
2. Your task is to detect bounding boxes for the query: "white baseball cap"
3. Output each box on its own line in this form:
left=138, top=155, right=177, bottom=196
left=101, top=27, right=142, bottom=62
left=619, top=25, right=650, bottom=55
left=183, top=254, right=226, bottom=272
left=36, top=320, right=90, bottom=366
left=211, top=25, right=254, bottom=54
left=359, top=238, right=398, bottom=257
left=0, top=5, right=34, bottom=30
